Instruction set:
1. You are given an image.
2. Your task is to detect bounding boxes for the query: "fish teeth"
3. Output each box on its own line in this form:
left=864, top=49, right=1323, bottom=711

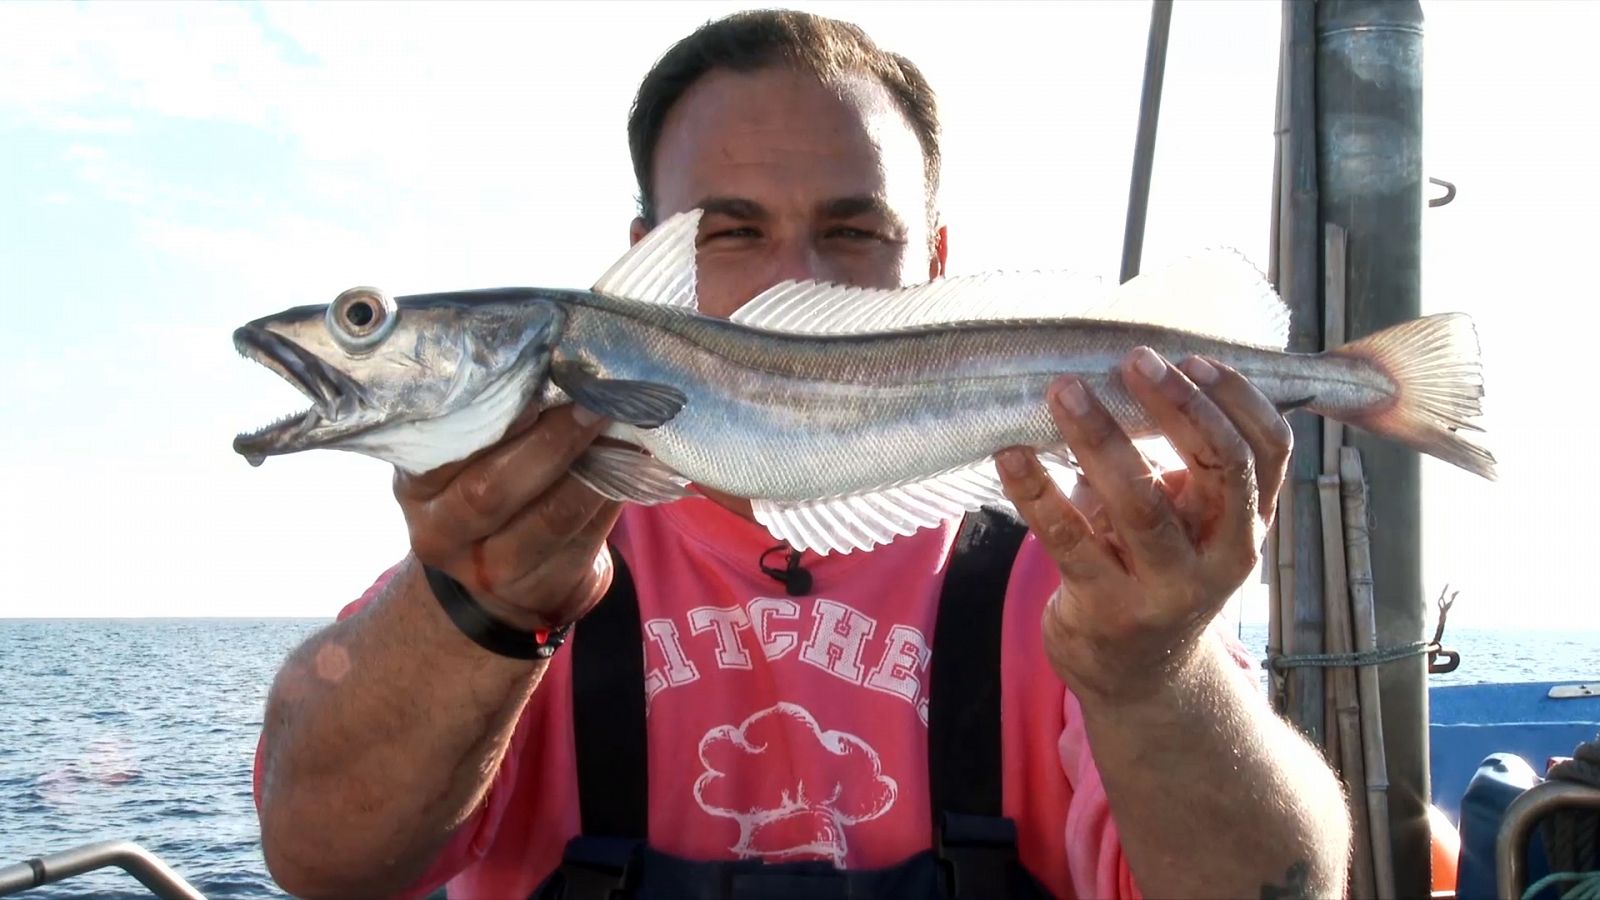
left=235, top=407, right=317, bottom=442
left=235, top=342, right=335, bottom=420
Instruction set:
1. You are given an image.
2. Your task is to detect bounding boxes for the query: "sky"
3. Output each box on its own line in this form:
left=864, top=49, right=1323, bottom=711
left=0, top=1, right=1595, bottom=630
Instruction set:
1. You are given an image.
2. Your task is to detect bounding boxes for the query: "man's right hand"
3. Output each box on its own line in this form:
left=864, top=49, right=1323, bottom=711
left=393, top=402, right=622, bottom=633
left=258, top=402, right=620, bottom=899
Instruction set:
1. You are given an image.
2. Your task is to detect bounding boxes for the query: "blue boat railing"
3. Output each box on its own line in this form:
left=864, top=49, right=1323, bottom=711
left=0, top=840, right=204, bottom=899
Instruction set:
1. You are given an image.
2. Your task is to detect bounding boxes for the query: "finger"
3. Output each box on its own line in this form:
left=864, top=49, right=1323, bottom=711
left=1067, top=476, right=1100, bottom=518
left=1119, top=347, right=1256, bottom=548
left=1067, top=477, right=1116, bottom=538
left=541, top=539, right=619, bottom=627
left=475, top=474, right=618, bottom=592
left=395, top=453, right=477, bottom=506
left=1056, top=439, right=1178, bottom=570
left=417, top=405, right=611, bottom=546
left=499, top=499, right=625, bottom=623
left=394, top=399, right=563, bottom=502
left=1044, top=375, right=1195, bottom=575
left=1181, top=356, right=1293, bottom=525
left=545, top=516, right=626, bottom=626
left=995, top=448, right=1130, bottom=585
left=1155, top=467, right=1191, bottom=497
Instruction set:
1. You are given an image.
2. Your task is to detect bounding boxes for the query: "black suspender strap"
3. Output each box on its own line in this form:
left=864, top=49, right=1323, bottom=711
left=927, top=508, right=1028, bottom=820
left=927, top=509, right=1031, bottom=900
left=571, top=547, right=649, bottom=838
left=547, top=547, right=649, bottom=900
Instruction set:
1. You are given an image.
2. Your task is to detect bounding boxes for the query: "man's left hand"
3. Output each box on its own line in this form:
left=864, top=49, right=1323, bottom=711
left=995, top=345, right=1292, bottom=705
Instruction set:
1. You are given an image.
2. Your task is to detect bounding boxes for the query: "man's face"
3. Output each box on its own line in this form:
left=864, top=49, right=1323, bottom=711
left=633, top=66, right=946, bottom=319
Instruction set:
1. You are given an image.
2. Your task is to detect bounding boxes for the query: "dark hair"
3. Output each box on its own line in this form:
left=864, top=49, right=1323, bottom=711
left=627, top=8, right=941, bottom=226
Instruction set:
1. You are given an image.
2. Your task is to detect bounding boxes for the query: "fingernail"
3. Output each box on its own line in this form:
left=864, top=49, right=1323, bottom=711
left=997, top=449, right=1030, bottom=478
left=1053, top=379, right=1090, bottom=417
left=572, top=404, right=606, bottom=426
left=1183, top=356, right=1219, bottom=386
left=1131, top=346, right=1165, bottom=383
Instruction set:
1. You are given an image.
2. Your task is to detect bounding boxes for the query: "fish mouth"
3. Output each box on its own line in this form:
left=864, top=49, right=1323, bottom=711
left=232, top=326, right=367, bottom=461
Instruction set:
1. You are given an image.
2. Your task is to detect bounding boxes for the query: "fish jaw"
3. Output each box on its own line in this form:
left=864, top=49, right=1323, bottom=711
left=324, top=362, right=551, bottom=475
left=231, top=290, right=568, bottom=471
left=231, top=324, right=386, bottom=464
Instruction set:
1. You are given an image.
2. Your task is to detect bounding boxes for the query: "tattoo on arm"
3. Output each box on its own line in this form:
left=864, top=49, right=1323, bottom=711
left=1260, top=860, right=1311, bottom=900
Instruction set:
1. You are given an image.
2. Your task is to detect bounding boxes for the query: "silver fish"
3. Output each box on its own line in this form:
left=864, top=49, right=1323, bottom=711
left=232, top=210, right=1494, bottom=554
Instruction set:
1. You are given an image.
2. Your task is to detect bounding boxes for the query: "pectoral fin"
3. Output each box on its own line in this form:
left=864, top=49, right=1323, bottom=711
left=1275, top=395, right=1315, bottom=413
left=550, top=362, right=686, bottom=428
left=572, top=444, right=693, bottom=503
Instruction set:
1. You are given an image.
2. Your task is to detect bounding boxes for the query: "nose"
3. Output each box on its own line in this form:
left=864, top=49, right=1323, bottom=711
left=768, top=237, right=835, bottom=286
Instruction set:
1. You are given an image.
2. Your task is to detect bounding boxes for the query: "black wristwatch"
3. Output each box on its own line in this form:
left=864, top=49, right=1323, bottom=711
left=424, top=565, right=574, bottom=660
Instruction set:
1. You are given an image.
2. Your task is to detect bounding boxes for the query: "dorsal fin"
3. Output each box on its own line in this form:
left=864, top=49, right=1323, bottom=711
left=1085, top=248, right=1289, bottom=347
left=728, top=247, right=1288, bottom=348
left=591, top=209, right=702, bottom=309
left=730, top=269, right=1106, bottom=334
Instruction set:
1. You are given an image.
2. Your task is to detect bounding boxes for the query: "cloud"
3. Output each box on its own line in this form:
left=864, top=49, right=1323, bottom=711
left=0, top=3, right=294, bottom=125
left=2, top=1, right=649, bottom=296
left=46, top=113, right=137, bottom=135
left=1, top=2, right=640, bottom=184
left=65, top=144, right=153, bottom=205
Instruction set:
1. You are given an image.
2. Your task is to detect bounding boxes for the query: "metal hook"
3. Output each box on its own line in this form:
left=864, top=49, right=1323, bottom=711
left=1428, top=176, right=1457, bottom=207
left=1428, top=585, right=1462, bottom=674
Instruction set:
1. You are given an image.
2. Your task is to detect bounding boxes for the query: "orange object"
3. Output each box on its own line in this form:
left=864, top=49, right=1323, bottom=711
left=1429, top=803, right=1461, bottom=894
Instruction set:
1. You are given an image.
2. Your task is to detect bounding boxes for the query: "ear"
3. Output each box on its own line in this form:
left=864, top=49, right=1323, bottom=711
left=928, top=223, right=948, bottom=279
left=629, top=216, right=649, bottom=247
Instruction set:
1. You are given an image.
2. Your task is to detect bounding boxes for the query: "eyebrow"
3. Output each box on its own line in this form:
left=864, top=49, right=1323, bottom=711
left=820, top=195, right=903, bottom=230
left=695, top=196, right=766, bottom=220
left=692, top=194, right=907, bottom=232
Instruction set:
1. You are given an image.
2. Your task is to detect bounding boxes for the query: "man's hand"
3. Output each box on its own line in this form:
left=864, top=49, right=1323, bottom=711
left=393, top=402, right=623, bottom=632
left=997, top=347, right=1349, bottom=900
left=996, top=345, right=1292, bottom=703
left=258, top=403, right=624, bottom=899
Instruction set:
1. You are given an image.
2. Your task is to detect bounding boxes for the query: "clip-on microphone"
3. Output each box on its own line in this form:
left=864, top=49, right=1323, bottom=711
left=758, top=543, right=812, bottom=596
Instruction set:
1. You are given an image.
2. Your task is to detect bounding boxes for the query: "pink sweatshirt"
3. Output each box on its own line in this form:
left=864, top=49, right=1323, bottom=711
left=256, top=497, right=1251, bottom=898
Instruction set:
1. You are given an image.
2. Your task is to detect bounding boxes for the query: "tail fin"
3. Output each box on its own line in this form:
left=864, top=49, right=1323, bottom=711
left=1330, top=313, right=1497, bottom=480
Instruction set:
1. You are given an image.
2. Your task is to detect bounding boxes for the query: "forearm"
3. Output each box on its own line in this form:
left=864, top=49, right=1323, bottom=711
left=257, top=556, right=547, bottom=899
left=1079, top=638, right=1351, bottom=899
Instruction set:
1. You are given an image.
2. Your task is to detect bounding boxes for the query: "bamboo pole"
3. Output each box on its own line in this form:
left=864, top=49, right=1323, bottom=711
left=1322, top=227, right=1347, bottom=469
left=1266, top=518, right=1284, bottom=712
left=1320, top=475, right=1376, bottom=899
left=1324, top=640, right=1341, bottom=767
left=1322, top=222, right=1350, bottom=757
left=1342, top=447, right=1398, bottom=900
left=1320, top=479, right=1379, bottom=900
left=1276, top=482, right=1297, bottom=713
left=1319, top=224, right=1376, bottom=900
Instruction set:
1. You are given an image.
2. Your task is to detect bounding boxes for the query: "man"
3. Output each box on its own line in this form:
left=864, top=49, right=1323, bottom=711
left=254, top=9, right=1350, bottom=899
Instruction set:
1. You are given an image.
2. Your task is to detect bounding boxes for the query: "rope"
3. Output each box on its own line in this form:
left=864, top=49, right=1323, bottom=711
left=1524, top=871, right=1600, bottom=900
left=1548, top=737, right=1600, bottom=790
left=1540, top=733, right=1600, bottom=899
left=1262, top=640, right=1434, bottom=671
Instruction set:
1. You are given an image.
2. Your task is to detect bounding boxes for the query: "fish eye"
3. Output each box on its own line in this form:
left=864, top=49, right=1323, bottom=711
left=327, top=287, right=397, bottom=352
